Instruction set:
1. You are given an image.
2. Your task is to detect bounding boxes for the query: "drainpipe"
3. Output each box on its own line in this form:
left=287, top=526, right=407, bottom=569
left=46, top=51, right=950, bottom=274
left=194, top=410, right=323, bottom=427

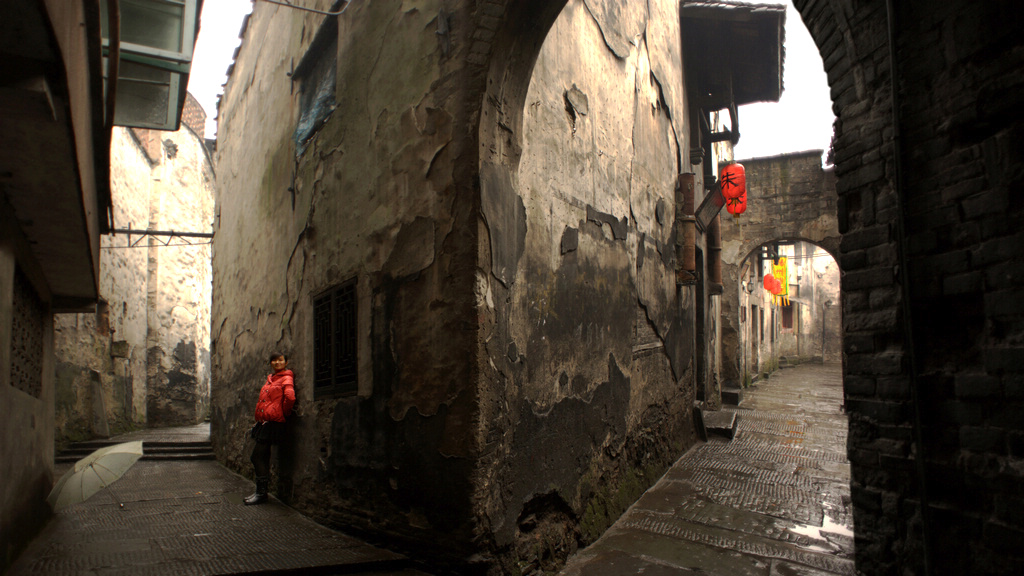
left=708, top=214, right=722, bottom=288
left=677, top=173, right=697, bottom=284
left=885, top=2, right=932, bottom=574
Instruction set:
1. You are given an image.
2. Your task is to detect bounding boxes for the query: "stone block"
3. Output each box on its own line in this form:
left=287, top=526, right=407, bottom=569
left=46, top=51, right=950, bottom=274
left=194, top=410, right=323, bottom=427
left=876, top=377, right=911, bottom=400
left=910, top=204, right=960, bottom=231
left=974, top=233, right=1024, bottom=267
left=110, top=340, right=131, bottom=358
left=943, top=271, right=983, bottom=295
left=985, top=289, right=1024, bottom=318
left=844, top=334, right=875, bottom=355
left=994, top=494, right=1024, bottom=529
left=960, top=426, right=1005, bottom=454
left=878, top=424, right=915, bottom=442
left=920, top=249, right=971, bottom=277
left=846, top=351, right=904, bottom=376
left=845, top=375, right=876, bottom=396
left=843, top=266, right=894, bottom=291
left=841, top=224, right=890, bottom=252
left=846, top=398, right=906, bottom=424
left=868, top=287, right=898, bottom=309
left=962, top=188, right=1009, bottom=220
left=1007, top=431, right=1024, bottom=458
left=850, top=485, right=883, bottom=512
left=932, top=401, right=984, bottom=427
left=954, top=372, right=1002, bottom=400
left=1005, top=376, right=1024, bottom=400
left=906, top=229, right=938, bottom=256
left=849, top=447, right=879, bottom=467
left=985, top=259, right=1024, bottom=290
left=989, top=407, right=1024, bottom=431
left=840, top=248, right=867, bottom=271
left=940, top=176, right=986, bottom=204
left=983, top=520, right=1024, bottom=554
left=984, top=347, right=1024, bottom=374
left=845, top=309, right=899, bottom=333
left=838, top=160, right=885, bottom=191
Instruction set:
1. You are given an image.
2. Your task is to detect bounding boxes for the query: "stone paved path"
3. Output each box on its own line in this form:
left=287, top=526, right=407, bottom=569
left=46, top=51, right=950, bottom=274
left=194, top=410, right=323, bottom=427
left=10, top=424, right=427, bottom=576
left=561, top=362, right=856, bottom=576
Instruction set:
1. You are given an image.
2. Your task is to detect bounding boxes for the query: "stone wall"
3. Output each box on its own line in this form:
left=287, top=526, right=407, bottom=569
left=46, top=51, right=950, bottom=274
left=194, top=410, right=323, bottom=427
left=211, top=0, right=482, bottom=563
left=212, top=0, right=714, bottom=570
left=479, top=0, right=700, bottom=566
left=54, top=95, right=214, bottom=443
left=210, top=0, right=1024, bottom=573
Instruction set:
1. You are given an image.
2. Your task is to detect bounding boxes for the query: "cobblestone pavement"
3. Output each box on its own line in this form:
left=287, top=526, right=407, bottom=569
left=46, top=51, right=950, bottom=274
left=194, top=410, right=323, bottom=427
left=561, top=362, right=855, bottom=576
left=10, top=424, right=428, bottom=576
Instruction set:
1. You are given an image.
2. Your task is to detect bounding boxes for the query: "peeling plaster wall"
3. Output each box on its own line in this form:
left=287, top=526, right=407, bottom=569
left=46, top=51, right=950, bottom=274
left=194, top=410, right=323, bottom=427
left=212, top=0, right=480, bottom=558
left=476, top=0, right=701, bottom=565
left=214, top=0, right=713, bottom=569
left=54, top=119, right=214, bottom=441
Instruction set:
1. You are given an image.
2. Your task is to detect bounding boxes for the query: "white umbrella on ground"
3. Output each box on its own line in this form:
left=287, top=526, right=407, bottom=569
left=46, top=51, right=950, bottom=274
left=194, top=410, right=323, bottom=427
left=47, top=440, right=145, bottom=510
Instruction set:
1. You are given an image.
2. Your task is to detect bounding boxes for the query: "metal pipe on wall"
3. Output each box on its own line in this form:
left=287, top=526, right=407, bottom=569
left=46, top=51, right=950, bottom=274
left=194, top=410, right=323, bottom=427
left=708, top=214, right=722, bottom=287
left=677, top=173, right=697, bottom=283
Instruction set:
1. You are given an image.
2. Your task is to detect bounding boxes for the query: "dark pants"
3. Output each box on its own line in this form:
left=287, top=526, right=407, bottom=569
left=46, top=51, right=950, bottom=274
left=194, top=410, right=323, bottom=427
left=250, top=441, right=272, bottom=477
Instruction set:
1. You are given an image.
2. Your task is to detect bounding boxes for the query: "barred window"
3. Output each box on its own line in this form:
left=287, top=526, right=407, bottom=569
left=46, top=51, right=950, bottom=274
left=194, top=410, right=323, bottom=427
left=313, top=279, right=357, bottom=399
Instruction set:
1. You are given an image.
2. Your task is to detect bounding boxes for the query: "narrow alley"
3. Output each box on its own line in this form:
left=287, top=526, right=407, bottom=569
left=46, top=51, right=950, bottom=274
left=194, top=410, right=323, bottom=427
left=8, top=363, right=851, bottom=575
left=561, top=362, right=853, bottom=575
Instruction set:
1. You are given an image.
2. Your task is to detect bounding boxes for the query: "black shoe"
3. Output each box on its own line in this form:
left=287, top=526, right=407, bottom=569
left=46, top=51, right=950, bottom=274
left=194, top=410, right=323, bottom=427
left=244, top=476, right=269, bottom=505
left=244, top=492, right=268, bottom=505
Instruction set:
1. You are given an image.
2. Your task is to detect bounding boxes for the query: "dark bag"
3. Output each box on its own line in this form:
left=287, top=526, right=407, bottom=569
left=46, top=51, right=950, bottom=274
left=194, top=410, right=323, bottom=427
left=249, top=422, right=262, bottom=439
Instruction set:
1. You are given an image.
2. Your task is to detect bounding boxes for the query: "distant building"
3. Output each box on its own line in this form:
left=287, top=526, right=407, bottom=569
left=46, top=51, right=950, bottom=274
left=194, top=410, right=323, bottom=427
left=53, top=93, right=215, bottom=445
left=737, top=239, right=841, bottom=379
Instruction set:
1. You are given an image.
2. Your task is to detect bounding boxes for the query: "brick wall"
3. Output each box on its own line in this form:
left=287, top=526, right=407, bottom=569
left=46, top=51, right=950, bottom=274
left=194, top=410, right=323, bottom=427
left=794, top=0, right=1024, bottom=573
left=180, top=92, right=206, bottom=140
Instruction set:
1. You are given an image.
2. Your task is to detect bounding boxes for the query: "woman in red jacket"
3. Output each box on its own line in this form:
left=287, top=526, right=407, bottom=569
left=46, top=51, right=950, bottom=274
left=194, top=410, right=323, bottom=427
left=245, top=352, right=295, bottom=505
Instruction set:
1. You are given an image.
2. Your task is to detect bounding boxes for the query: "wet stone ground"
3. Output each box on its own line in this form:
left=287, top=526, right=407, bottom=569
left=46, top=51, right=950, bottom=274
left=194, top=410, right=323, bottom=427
left=561, top=362, right=855, bottom=576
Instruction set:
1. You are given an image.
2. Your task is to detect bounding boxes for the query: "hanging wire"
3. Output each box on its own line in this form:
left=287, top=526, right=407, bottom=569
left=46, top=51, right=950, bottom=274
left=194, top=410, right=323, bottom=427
left=256, top=0, right=348, bottom=16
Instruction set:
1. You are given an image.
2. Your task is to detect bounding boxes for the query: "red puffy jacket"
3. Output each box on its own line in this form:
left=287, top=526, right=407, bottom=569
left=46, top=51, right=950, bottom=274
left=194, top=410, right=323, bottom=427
left=254, top=369, right=295, bottom=423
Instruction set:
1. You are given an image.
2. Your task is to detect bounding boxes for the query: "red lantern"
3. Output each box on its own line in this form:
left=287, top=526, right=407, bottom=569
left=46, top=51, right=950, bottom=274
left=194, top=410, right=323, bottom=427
left=764, top=273, right=776, bottom=292
left=726, top=192, right=747, bottom=216
left=772, top=276, right=783, bottom=294
left=720, top=163, right=746, bottom=200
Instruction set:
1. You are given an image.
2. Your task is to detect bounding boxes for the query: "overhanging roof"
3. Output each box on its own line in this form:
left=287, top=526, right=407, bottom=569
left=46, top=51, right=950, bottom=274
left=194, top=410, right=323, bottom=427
left=682, top=0, right=786, bottom=109
left=0, top=0, right=110, bottom=310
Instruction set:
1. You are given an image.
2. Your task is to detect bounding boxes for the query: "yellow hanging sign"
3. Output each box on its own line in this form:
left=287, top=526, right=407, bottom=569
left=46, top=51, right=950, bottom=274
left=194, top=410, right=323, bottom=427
left=772, top=257, right=790, bottom=306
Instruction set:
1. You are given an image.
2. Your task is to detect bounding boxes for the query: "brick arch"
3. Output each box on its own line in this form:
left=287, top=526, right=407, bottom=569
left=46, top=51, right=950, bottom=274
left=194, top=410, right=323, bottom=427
left=738, top=236, right=840, bottom=268
left=790, top=3, right=924, bottom=575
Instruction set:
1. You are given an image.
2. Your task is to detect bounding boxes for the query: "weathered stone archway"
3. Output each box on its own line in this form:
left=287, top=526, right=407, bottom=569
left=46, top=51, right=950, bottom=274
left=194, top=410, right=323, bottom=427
left=719, top=151, right=840, bottom=389
left=466, top=0, right=1024, bottom=573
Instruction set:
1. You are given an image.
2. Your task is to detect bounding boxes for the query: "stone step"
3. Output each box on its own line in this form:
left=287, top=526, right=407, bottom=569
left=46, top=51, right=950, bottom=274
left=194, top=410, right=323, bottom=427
left=701, top=409, right=738, bottom=440
left=56, top=440, right=214, bottom=463
left=722, top=386, right=744, bottom=406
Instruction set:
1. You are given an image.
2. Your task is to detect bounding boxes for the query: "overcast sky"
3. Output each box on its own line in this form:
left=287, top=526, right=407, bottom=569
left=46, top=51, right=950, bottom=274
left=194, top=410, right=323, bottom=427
left=186, top=0, right=834, bottom=160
